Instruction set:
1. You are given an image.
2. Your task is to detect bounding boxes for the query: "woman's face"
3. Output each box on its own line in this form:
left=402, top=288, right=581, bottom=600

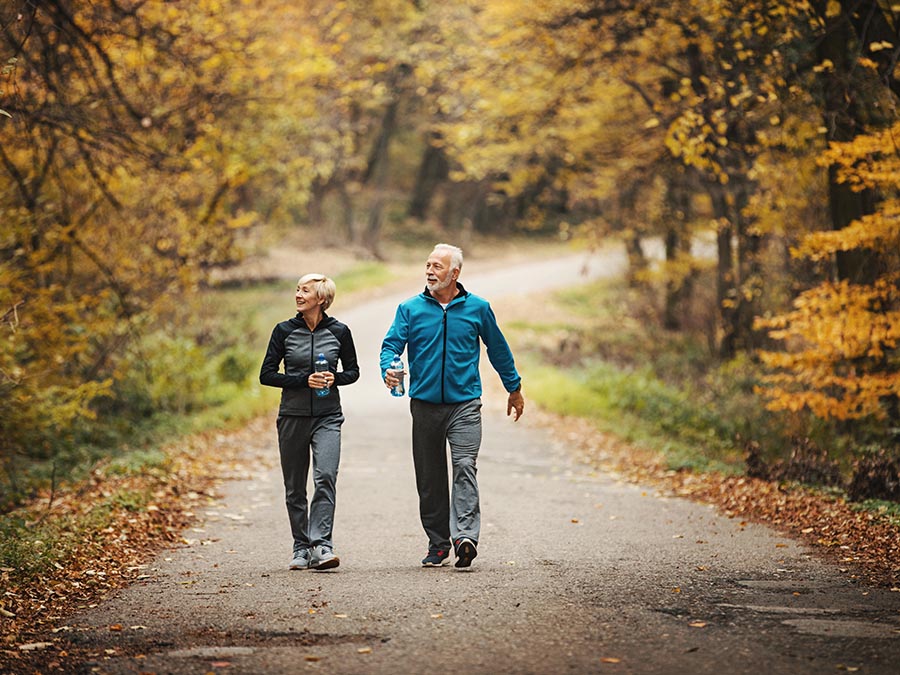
left=295, top=282, right=323, bottom=314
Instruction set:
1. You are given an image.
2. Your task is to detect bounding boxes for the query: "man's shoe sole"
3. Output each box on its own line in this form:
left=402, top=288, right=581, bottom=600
left=454, top=540, right=477, bottom=568
left=310, top=556, right=340, bottom=571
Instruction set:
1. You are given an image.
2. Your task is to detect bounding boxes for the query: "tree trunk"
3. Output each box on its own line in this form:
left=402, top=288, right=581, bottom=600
left=408, top=135, right=449, bottom=220
left=338, top=186, right=355, bottom=245
left=617, top=182, right=647, bottom=288
left=307, top=180, right=326, bottom=229
left=711, top=189, right=737, bottom=358
left=358, top=94, right=400, bottom=257
left=818, top=3, right=880, bottom=284
left=662, top=170, right=695, bottom=331
left=624, top=232, right=647, bottom=288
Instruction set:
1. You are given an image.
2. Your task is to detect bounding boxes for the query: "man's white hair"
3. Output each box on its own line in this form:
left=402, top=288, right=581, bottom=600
left=433, top=243, right=463, bottom=271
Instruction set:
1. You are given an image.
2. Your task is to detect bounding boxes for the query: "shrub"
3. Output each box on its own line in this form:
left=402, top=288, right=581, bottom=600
left=847, top=448, right=900, bottom=502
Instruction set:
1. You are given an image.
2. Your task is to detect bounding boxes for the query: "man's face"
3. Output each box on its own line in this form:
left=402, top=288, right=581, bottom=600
left=425, top=250, right=457, bottom=293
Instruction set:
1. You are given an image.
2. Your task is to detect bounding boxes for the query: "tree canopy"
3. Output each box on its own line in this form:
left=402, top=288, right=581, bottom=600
left=2, top=0, right=899, bottom=504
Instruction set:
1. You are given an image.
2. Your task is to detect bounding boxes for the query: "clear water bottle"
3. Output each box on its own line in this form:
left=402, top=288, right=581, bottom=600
left=389, top=354, right=405, bottom=397
left=314, top=352, right=330, bottom=397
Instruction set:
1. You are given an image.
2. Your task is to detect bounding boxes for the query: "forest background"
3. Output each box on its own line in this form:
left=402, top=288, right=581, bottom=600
left=1, top=0, right=899, bottom=587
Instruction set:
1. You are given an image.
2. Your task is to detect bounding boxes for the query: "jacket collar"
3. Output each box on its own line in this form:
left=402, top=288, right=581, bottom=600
left=291, top=311, right=331, bottom=329
left=423, top=282, right=468, bottom=305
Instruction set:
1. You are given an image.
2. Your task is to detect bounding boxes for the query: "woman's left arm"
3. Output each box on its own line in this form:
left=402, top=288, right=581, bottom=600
left=334, top=325, right=360, bottom=386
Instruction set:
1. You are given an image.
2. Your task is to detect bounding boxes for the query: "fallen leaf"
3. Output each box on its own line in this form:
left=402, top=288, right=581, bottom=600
left=571, top=518, right=580, bottom=524
left=688, top=621, right=707, bottom=628
left=18, top=642, right=53, bottom=651
left=109, top=624, right=123, bottom=631
left=210, top=661, right=231, bottom=667
left=431, top=613, right=443, bottom=619
left=801, top=527, right=814, bottom=534
left=600, top=656, right=621, bottom=663
left=305, top=655, right=321, bottom=662
left=775, top=543, right=788, bottom=548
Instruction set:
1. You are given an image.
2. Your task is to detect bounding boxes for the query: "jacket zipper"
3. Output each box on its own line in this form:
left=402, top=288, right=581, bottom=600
left=310, top=331, right=316, bottom=408
left=440, top=307, right=448, bottom=403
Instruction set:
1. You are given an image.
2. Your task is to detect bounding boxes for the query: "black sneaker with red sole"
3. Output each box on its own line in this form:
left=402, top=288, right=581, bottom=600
left=421, top=548, right=451, bottom=567
left=454, top=538, right=477, bottom=568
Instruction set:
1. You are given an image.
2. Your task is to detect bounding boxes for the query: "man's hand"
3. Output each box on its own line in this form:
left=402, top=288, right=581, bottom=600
left=507, top=390, right=525, bottom=421
left=384, top=369, right=404, bottom=389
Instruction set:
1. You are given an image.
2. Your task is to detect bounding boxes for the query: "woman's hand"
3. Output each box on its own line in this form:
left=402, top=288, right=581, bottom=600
left=309, top=371, right=335, bottom=389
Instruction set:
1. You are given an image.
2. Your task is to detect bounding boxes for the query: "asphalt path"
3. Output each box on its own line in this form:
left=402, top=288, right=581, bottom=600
left=62, top=247, right=900, bottom=674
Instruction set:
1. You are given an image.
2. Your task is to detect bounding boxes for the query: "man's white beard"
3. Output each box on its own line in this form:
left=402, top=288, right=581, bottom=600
left=427, top=276, right=453, bottom=293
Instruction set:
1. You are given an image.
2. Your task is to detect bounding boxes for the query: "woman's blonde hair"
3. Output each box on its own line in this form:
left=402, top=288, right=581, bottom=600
left=297, top=273, right=336, bottom=311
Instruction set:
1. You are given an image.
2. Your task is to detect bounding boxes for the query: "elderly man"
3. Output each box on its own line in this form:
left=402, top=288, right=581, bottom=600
left=381, top=243, right=525, bottom=568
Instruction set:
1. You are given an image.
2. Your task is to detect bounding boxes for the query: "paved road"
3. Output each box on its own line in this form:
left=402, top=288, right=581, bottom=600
left=63, top=249, right=900, bottom=674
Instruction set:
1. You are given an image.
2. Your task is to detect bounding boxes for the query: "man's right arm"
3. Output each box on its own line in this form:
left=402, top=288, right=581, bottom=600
left=380, top=305, right=409, bottom=379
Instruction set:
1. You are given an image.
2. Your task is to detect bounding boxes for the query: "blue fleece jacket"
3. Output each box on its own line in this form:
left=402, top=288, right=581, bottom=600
left=380, top=283, right=521, bottom=404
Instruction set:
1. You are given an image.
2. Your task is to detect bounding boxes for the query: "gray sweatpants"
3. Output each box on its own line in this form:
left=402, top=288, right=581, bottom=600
left=410, top=397, right=483, bottom=552
left=276, top=413, right=344, bottom=553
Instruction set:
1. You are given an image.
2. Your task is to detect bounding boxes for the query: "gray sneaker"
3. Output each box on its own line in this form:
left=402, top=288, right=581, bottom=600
left=289, top=547, right=311, bottom=570
left=309, top=545, right=340, bottom=570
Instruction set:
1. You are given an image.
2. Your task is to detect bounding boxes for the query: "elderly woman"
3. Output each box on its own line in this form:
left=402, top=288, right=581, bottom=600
left=259, top=273, right=359, bottom=570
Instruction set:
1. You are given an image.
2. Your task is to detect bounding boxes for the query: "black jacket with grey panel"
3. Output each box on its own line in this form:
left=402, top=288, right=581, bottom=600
left=259, top=313, right=360, bottom=417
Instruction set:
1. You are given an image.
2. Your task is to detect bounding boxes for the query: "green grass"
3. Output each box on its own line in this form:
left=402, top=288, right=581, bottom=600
left=519, top=355, right=744, bottom=473
left=852, top=499, right=900, bottom=527
left=0, top=491, right=134, bottom=580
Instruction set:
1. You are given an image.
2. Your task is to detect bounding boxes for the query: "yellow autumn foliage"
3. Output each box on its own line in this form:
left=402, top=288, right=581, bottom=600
left=758, top=124, right=900, bottom=421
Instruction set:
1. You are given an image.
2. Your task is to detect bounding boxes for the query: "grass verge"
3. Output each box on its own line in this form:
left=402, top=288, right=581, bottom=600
left=519, top=354, right=744, bottom=475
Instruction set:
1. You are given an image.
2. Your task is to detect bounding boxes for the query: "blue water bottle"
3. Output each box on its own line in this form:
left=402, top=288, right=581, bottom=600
left=314, top=352, right=330, bottom=397
left=389, top=354, right=405, bottom=397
